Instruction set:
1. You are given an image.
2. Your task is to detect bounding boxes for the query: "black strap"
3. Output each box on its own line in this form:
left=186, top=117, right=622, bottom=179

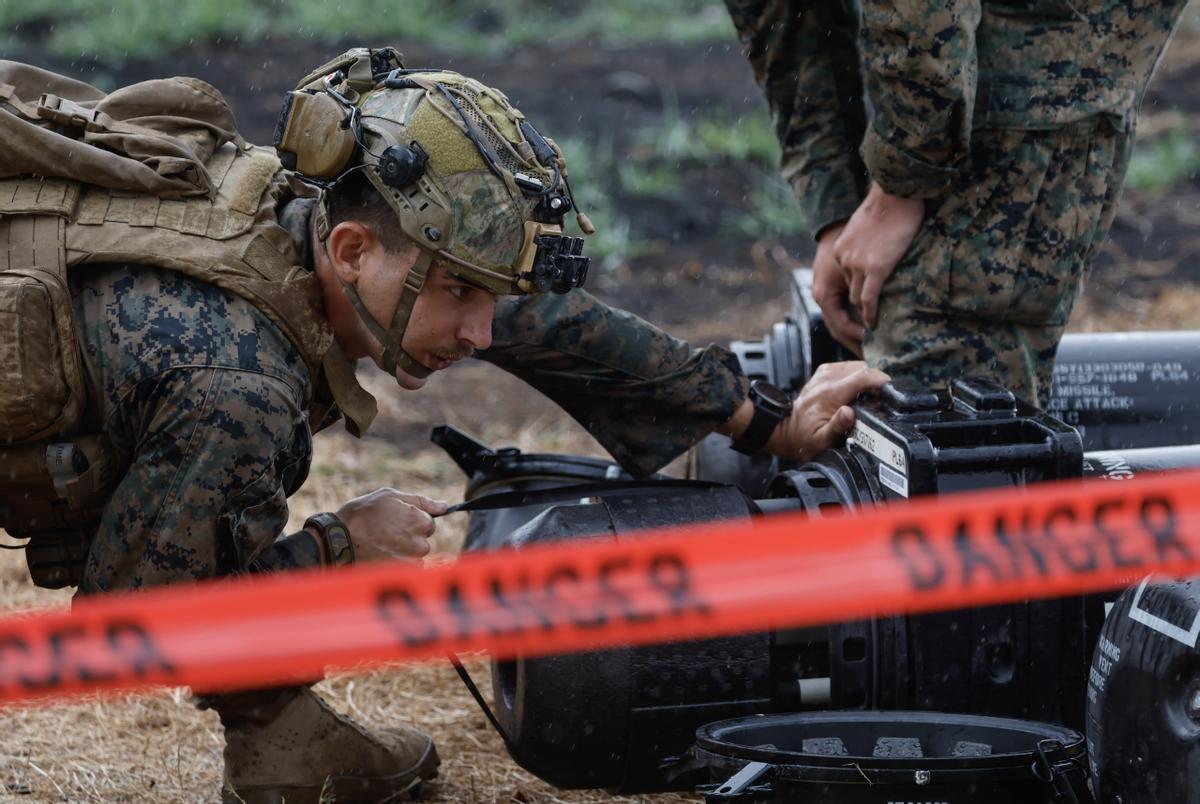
left=438, top=478, right=759, bottom=517
left=447, top=653, right=520, bottom=755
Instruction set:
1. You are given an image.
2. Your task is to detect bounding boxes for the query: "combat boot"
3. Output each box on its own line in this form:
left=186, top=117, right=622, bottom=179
left=214, top=686, right=439, bottom=803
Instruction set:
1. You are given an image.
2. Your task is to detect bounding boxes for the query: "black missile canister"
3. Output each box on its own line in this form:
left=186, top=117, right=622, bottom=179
left=1086, top=578, right=1200, bottom=803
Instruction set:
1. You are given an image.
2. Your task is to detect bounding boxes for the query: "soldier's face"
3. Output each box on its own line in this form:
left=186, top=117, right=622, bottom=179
left=393, top=262, right=496, bottom=390
left=319, top=221, right=495, bottom=390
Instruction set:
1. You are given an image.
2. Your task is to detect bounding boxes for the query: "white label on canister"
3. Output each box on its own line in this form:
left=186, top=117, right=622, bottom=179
left=1128, top=577, right=1200, bottom=648
left=1088, top=633, right=1123, bottom=705
left=879, top=462, right=909, bottom=498
left=849, top=422, right=907, bottom=473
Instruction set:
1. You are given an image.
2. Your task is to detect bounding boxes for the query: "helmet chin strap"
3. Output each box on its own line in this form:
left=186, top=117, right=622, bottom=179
left=340, top=249, right=434, bottom=380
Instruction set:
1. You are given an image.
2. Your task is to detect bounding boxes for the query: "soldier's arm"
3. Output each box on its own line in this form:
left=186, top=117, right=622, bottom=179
left=859, top=0, right=982, bottom=198
left=80, top=366, right=320, bottom=593
left=725, top=0, right=867, bottom=236
left=480, top=290, right=749, bottom=478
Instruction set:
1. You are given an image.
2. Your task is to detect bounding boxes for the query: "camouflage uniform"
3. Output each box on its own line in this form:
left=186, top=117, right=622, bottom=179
left=69, top=199, right=745, bottom=592
left=70, top=263, right=323, bottom=591
left=725, top=0, right=1187, bottom=406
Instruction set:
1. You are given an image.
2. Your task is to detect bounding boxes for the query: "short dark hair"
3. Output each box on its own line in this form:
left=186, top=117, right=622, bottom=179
left=325, top=171, right=409, bottom=254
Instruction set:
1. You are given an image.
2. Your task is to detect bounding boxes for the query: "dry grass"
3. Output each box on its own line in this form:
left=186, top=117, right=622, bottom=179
left=0, top=620, right=699, bottom=803
left=0, top=365, right=697, bottom=803
left=1070, top=282, right=1200, bottom=332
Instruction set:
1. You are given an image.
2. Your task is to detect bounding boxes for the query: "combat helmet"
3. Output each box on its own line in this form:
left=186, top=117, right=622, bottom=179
left=275, top=47, right=592, bottom=380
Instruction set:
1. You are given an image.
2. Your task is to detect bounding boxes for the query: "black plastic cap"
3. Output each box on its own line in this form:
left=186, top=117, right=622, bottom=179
left=952, top=377, right=1017, bottom=412
left=880, top=378, right=940, bottom=414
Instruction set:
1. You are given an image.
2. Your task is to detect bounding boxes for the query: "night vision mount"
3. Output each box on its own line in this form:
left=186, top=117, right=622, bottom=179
left=516, top=226, right=588, bottom=294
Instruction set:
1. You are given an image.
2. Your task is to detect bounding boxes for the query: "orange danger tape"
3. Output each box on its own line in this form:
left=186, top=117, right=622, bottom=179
left=2, top=469, right=1200, bottom=705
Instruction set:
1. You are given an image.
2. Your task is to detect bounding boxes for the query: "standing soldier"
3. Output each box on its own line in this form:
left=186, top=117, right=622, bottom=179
left=0, top=51, right=885, bottom=802
left=725, top=0, right=1188, bottom=406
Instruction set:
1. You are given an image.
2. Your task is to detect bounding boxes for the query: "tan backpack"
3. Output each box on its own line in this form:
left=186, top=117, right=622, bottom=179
left=0, top=61, right=269, bottom=587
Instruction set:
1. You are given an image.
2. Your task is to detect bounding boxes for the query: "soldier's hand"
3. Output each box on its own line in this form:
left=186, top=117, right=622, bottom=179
left=335, top=489, right=448, bottom=562
left=811, top=220, right=864, bottom=357
left=832, top=182, right=925, bottom=329
left=765, top=362, right=889, bottom=462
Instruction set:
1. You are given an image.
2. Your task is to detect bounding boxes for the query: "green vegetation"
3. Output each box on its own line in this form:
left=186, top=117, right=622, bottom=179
left=617, top=160, right=679, bottom=199
left=692, top=114, right=781, bottom=164
left=0, top=0, right=735, bottom=60
left=638, top=91, right=780, bottom=166
left=555, top=135, right=653, bottom=272
left=724, top=173, right=809, bottom=239
left=625, top=106, right=803, bottom=237
left=1126, top=126, right=1200, bottom=192
left=650, top=110, right=779, bottom=165
left=2, top=0, right=271, bottom=59
left=555, top=104, right=801, bottom=268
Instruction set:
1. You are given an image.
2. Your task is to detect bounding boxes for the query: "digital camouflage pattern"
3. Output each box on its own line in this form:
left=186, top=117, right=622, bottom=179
left=67, top=233, right=747, bottom=591
left=483, top=290, right=749, bottom=478
left=725, top=0, right=1187, bottom=405
left=870, top=118, right=1126, bottom=405
left=70, top=265, right=319, bottom=591
left=723, top=0, right=868, bottom=238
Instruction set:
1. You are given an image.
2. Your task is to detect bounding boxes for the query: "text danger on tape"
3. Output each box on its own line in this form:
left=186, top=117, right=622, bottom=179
left=0, top=470, right=1199, bottom=705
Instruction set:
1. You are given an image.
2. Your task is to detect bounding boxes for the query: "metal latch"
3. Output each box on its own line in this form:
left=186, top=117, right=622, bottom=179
left=1032, top=739, right=1087, bottom=803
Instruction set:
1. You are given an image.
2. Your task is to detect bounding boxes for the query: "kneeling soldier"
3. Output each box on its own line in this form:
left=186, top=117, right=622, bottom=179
left=0, top=49, right=885, bottom=802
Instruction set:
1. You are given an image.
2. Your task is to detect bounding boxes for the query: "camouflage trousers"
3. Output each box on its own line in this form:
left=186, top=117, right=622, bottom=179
left=865, top=116, right=1133, bottom=407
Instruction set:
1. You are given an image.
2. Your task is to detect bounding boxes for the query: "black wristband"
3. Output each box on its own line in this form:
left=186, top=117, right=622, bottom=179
left=731, top=380, right=793, bottom=455
left=305, top=512, right=355, bottom=567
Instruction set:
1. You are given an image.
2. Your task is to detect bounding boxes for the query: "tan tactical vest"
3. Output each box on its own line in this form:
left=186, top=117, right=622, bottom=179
left=64, top=143, right=336, bottom=398
left=0, top=66, right=377, bottom=587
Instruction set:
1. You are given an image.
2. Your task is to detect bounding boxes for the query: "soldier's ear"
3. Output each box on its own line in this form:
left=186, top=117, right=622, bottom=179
left=325, top=221, right=378, bottom=283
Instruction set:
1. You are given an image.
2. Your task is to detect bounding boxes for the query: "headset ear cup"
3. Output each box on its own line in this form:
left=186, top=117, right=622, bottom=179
left=378, top=143, right=429, bottom=188
left=274, top=90, right=357, bottom=180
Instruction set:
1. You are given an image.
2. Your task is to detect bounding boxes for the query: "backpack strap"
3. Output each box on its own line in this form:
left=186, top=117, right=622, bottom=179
left=0, top=181, right=112, bottom=590
left=0, top=82, right=42, bottom=120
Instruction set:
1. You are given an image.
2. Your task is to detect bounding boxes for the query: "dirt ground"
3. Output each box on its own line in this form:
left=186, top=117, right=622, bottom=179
left=1, top=24, right=1200, bottom=804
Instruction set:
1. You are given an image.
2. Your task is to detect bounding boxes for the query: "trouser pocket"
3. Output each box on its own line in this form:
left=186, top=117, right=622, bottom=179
left=914, top=120, right=1121, bottom=327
